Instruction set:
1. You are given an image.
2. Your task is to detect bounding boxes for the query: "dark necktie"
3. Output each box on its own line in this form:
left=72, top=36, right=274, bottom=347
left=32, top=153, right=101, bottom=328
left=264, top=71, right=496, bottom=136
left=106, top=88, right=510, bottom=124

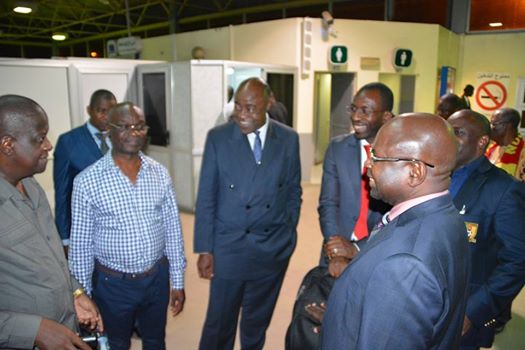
left=95, top=132, right=109, bottom=155
left=370, top=212, right=391, bottom=239
left=253, top=131, right=262, bottom=165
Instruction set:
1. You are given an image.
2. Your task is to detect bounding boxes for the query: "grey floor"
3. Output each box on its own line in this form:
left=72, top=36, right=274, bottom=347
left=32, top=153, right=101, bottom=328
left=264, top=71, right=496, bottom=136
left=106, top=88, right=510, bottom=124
left=131, top=183, right=525, bottom=350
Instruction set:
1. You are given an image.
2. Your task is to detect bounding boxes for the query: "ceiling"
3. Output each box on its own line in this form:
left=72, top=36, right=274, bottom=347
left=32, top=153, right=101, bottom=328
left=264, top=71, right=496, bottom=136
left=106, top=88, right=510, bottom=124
left=0, top=0, right=523, bottom=58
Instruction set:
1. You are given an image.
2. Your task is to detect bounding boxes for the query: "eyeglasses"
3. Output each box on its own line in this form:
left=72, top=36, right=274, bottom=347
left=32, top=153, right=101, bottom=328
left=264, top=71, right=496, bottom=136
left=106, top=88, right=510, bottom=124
left=109, top=122, right=150, bottom=134
left=346, top=104, right=383, bottom=116
left=490, top=121, right=507, bottom=128
left=370, top=148, right=435, bottom=168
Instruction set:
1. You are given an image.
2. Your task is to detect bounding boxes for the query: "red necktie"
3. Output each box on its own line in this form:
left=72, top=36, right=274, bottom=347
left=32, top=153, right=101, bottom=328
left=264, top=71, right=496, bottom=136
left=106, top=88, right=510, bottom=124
left=354, top=145, right=371, bottom=239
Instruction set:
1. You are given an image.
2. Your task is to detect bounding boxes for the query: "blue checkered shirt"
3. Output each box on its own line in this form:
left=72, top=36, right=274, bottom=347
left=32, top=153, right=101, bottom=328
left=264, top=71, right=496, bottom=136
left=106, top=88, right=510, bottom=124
left=69, top=152, right=186, bottom=293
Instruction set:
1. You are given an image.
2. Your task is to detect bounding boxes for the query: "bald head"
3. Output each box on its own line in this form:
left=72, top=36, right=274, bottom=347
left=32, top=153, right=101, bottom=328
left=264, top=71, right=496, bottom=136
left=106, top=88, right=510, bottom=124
left=108, top=101, right=144, bottom=123
left=437, top=93, right=463, bottom=120
left=0, top=95, right=47, bottom=138
left=368, top=113, right=458, bottom=204
left=448, top=109, right=491, bottom=168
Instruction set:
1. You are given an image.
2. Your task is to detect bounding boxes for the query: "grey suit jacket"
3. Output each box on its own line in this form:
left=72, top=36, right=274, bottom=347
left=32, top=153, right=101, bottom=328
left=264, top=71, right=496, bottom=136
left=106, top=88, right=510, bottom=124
left=0, top=177, right=79, bottom=349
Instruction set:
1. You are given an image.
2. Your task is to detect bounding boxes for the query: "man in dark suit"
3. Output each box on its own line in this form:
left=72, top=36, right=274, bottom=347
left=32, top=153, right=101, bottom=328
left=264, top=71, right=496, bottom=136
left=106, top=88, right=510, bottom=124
left=194, top=77, right=302, bottom=350
left=318, top=82, right=393, bottom=277
left=321, top=113, right=470, bottom=349
left=448, top=110, right=525, bottom=350
left=53, top=89, right=116, bottom=248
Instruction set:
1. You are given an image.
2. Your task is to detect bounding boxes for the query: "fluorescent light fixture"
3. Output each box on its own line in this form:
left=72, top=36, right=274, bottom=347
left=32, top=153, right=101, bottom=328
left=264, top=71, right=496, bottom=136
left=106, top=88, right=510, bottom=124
left=13, top=6, right=32, bottom=14
left=52, top=33, right=68, bottom=41
left=489, top=22, right=503, bottom=27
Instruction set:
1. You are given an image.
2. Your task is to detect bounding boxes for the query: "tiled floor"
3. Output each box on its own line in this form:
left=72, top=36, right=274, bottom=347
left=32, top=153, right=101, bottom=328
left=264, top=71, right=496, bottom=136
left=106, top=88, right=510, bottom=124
left=131, top=184, right=525, bottom=350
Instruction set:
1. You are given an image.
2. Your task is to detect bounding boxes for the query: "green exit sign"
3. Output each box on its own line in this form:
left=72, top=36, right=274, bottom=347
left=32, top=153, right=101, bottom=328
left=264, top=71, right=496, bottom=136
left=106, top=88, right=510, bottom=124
left=330, top=45, right=348, bottom=65
left=393, top=48, right=413, bottom=68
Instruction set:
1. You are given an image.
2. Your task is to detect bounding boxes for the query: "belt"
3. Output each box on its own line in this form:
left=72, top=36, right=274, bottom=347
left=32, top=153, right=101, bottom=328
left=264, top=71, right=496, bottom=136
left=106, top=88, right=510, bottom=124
left=95, top=256, right=168, bottom=280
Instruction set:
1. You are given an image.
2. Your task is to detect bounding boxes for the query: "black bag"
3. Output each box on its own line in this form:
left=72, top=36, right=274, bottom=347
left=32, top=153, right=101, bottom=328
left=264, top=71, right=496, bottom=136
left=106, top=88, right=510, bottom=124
left=285, top=266, right=335, bottom=350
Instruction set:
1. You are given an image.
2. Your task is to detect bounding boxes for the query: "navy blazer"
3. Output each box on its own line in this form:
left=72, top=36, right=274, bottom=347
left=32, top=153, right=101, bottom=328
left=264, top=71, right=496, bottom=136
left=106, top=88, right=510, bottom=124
left=321, top=195, right=470, bottom=350
left=318, top=133, right=390, bottom=264
left=193, top=120, right=302, bottom=280
left=453, top=157, right=525, bottom=347
left=53, top=124, right=103, bottom=240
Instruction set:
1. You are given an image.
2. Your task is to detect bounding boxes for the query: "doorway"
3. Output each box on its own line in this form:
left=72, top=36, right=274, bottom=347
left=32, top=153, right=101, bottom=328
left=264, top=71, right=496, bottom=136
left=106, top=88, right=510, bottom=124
left=313, top=72, right=355, bottom=164
left=378, top=73, right=416, bottom=115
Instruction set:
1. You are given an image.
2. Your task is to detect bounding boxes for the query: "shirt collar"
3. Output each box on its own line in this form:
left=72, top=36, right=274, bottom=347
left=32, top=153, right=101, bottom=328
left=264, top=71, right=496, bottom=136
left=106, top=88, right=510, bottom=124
left=388, top=190, right=449, bottom=221
left=453, top=155, right=485, bottom=176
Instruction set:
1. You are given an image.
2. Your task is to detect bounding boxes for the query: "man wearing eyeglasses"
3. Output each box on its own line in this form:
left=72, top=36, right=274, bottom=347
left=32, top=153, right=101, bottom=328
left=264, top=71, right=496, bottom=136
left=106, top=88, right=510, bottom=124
left=486, top=107, right=525, bottom=181
left=321, top=114, right=470, bottom=349
left=69, top=102, right=186, bottom=350
left=448, top=109, right=525, bottom=350
left=318, top=82, right=393, bottom=278
left=53, top=89, right=116, bottom=254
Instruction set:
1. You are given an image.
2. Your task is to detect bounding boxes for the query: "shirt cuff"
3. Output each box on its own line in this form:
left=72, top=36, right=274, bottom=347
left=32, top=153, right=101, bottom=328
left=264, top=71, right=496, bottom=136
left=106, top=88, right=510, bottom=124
left=61, top=238, right=70, bottom=246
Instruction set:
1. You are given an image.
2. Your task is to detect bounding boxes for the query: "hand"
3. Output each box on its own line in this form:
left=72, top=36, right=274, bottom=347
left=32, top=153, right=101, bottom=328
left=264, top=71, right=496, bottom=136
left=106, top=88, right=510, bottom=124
left=197, top=254, right=214, bottom=279
left=170, top=289, right=185, bottom=316
left=462, top=316, right=472, bottom=336
left=327, top=256, right=350, bottom=278
left=305, top=302, right=327, bottom=334
left=324, top=235, right=358, bottom=260
left=35, top=318, right=91, bottom=350
left=74, top=293, right=104, bottom=333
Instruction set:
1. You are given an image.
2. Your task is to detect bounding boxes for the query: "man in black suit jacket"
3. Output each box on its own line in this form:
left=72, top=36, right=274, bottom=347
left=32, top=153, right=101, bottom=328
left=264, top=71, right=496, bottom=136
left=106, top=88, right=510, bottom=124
left=448, top=110, right=525, bottom=350
left=53, top=89, right=116, bottom=248
left=194, top=77, right=302, bottom=350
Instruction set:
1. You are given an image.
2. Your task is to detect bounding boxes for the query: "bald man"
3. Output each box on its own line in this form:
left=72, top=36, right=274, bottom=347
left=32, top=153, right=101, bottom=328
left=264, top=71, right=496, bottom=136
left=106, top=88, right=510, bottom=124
left=437, top=93, right=464, bottom=120
left=321, top=114, right=470, bottom=349
left=69, top=102, right=186, bottom=350
left=448, top=110, right=525, bottom=350
left=0, top=95, right=102, bottom=350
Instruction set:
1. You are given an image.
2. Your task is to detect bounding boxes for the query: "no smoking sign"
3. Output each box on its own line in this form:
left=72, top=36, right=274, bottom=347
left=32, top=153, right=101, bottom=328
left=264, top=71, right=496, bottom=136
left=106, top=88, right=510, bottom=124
left=475, top=80, right=507, bottom=111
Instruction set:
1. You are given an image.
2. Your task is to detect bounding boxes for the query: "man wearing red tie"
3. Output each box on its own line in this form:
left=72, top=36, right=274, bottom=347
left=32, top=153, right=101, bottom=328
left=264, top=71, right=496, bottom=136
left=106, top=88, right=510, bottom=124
left=318, top=82, right=394, bottom=277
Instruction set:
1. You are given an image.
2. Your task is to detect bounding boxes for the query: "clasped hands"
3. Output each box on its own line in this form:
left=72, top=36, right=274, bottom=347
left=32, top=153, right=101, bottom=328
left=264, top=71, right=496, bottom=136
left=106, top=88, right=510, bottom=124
left=324, top=235, right=358, bottom=278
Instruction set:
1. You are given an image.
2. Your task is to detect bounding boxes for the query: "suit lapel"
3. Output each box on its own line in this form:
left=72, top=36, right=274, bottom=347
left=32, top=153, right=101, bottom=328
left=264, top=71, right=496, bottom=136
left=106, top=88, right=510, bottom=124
left=453, top=159, right=491, bottom=210
left=346, top=135, right=363, bottom=206
left=80, top=124, right=103, bottom=159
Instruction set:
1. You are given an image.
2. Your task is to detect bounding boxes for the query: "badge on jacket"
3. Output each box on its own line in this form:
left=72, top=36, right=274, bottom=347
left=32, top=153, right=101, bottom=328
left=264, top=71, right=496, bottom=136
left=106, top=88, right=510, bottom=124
left=465, top=221, right=479, bottom=243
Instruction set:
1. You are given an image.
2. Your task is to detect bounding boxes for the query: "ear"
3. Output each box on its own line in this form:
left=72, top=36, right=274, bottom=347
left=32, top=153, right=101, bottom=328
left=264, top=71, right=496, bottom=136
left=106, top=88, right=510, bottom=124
left=478, top=135, right=490, bottom=151
left=407, top=161, right=427, bottom=188
left=0, top=136, right=15, bottom=156
left=382, top=111, right=394, bottom=123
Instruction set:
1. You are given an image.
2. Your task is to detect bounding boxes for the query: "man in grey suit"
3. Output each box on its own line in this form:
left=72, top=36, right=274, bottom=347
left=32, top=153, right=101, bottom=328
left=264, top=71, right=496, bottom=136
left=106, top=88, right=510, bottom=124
left=0, top=95, right=102, bottom=350
left=194, top=77, right=302, bottom=350
left=319, top=82, right=393, bottom=277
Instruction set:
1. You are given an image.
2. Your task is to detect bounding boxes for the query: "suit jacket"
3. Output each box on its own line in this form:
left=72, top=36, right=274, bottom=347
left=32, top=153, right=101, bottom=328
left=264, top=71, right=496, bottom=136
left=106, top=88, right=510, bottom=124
left=194, top=120, right=302, bottom=280
left=321, top=195, right=470, bottom=350
left=318, top=133, right=390, bottom=264
left=0, top=177, right=80, bottom=349
left=453, top=157, right=525, bottom=347
left=53, top=123, right=103, bottom=240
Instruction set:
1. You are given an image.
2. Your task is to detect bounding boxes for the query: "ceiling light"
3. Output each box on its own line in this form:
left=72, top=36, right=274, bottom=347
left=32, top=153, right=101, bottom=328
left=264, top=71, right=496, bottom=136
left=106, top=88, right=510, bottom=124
left=52, top=33, right=68, bottom=41
left=489, top=22, right=503, bottom=27
left=13, top=6, right=32, bottom=14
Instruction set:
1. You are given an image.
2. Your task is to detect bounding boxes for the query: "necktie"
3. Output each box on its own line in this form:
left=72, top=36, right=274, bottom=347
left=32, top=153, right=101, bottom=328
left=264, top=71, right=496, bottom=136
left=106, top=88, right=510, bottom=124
left=354, top=144, right=371, bottom=239
left=369, top=212, right=391, bottom=239
left=253, top=131, right=262, bottom=164
left=95, top=132, right=109, bottom=155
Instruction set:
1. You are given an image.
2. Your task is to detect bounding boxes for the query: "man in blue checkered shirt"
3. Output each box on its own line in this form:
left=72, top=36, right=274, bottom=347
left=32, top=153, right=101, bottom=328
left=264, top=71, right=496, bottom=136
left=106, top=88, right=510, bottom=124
left=69, top=102, right=186, bottom=350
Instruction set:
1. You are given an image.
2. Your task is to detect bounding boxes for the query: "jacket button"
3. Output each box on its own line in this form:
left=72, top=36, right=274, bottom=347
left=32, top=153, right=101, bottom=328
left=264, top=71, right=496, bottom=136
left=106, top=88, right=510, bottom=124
left=266, top=204, right=270, bottom=209
left=229, top=184, right=235, bottom=189
left=264, top=228, right=269, bottom=232
left=245, top=229, right=251, bottom=234
left=246, top=205, right=251, bottom=210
